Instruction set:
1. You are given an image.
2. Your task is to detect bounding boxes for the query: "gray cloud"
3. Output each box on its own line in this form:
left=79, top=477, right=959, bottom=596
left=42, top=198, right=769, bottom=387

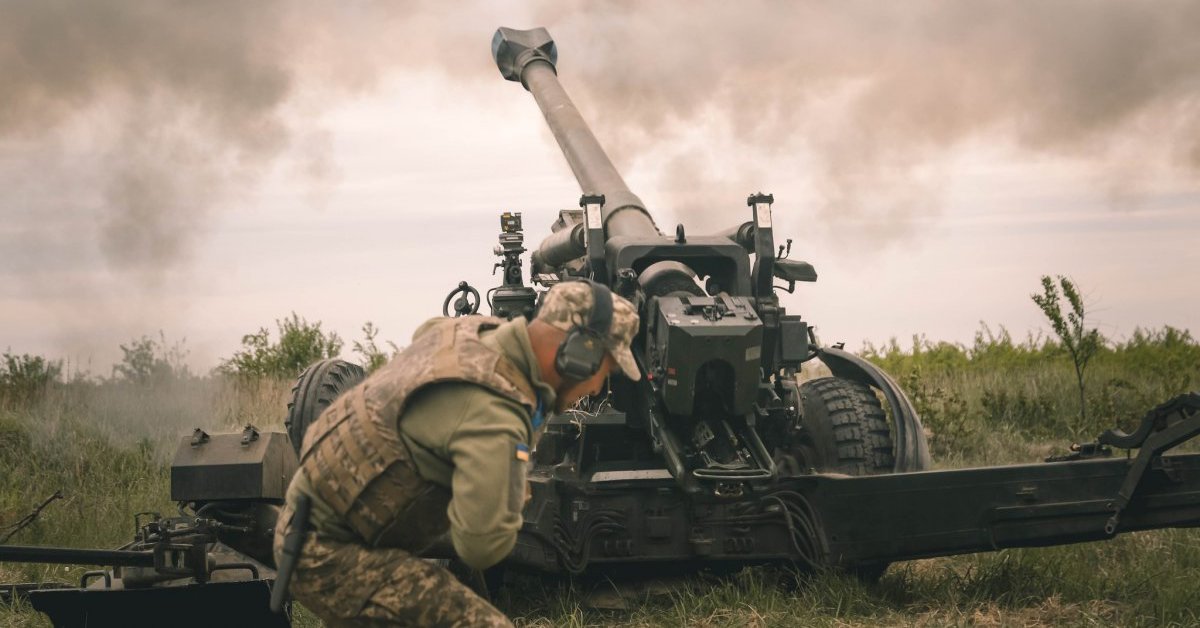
left=2, top=1, right=331, bottom=273
left=534, top=1, right=1200, bottom=237
left=2, top=1, right=1197, bottom=365
left=8, top=1, right=1195, bottom=269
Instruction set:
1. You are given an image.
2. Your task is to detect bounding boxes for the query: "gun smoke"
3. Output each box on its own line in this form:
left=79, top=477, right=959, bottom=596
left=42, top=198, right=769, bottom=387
left=0, top=1, right=503, bottom=362
left=1, top=1, right=405, bottom=273
left=537, top=1, right=1200, bottom=236
left=1, top=1, right=1197, bottom=365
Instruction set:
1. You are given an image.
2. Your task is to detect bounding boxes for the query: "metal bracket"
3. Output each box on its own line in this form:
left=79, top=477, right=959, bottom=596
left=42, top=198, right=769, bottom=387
left=190, top=429, right=210, bottom=448
left=1157, top=456, right=1182, bottom=483
left=79, top=570, right=112, bottom=589
left=1099, top=392, right=1200, bottom=534
left=747, top=192, right=775, bottom=298
left=580, top=193, right=606, bottom=282
left=240, top=424, right=260, bottom=446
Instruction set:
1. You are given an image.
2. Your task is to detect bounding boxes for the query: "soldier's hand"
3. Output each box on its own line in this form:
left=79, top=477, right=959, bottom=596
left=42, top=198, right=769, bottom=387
left=524, top=480, right=532, bottom=507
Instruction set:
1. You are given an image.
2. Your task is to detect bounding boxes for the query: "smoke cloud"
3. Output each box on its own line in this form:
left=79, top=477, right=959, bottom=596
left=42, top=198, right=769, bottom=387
left=5, top=1, right=1195, bottom=266
left=534, top=1, right=1200, bottom=236
left=0, top=1, right=547, bottom=273
left=0, top=1, right=510, bottom=362
left=2, top=2, right=387, bottom=273
left=1, top=1, right=1197, bottom=364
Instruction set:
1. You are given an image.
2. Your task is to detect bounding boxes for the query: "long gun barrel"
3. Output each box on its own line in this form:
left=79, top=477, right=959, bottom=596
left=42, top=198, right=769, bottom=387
left=492, top=27, right=662, bottom=267
left=0, top=545, right=155, bottom=568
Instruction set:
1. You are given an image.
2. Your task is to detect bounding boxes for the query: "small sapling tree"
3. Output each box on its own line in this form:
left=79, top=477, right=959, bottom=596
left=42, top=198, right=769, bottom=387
left=1031, top=275, right=1103, bottom=433
left=353, top=322, right=400, bottom=373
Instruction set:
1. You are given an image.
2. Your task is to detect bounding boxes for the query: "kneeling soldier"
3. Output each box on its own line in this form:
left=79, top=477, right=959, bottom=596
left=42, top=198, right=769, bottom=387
left=274, top=281, right=640, bottom=626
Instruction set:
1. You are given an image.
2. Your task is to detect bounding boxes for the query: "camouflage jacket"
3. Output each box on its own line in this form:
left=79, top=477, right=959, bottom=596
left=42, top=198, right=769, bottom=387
left=290, top=317, right=556, bottom=569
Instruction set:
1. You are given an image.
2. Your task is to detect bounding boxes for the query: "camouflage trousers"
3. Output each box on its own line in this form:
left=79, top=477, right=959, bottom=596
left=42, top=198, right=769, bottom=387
left=285, top=532, right=512, bottom=627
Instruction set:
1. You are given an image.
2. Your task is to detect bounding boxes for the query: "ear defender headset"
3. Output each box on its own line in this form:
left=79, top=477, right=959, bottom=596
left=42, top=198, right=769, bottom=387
left=554, top=280, right=614, bottom=382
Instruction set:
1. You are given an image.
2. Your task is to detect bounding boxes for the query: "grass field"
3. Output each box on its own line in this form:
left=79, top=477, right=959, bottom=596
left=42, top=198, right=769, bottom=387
left=2, top=326, right=1198, bottom=627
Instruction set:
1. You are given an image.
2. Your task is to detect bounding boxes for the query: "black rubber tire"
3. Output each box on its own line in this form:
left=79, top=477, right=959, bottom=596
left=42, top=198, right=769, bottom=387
left=798, top=377, right=894, bottom=476
left=285, top=358, right=366, bottom=456
left=794, top=376, right=896, bottom=581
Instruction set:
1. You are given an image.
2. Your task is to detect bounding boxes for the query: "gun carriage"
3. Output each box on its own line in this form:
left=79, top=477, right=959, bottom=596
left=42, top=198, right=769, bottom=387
left=3, top=26, right=1200, bottom=627
left=472, top=27, right=1200, bottom=577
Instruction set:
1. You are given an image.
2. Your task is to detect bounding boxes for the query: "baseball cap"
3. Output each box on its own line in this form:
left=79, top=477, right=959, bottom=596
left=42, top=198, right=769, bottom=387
left=536, top=281, right=641, bottom=381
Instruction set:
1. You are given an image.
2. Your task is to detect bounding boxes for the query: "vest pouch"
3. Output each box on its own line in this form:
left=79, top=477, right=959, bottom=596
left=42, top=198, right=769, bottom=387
left=353, top=454, right=452, bottom=551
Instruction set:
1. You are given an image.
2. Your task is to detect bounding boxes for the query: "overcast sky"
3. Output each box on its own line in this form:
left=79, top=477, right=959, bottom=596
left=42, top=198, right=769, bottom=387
left=1, top=2, right=1197, bottom=373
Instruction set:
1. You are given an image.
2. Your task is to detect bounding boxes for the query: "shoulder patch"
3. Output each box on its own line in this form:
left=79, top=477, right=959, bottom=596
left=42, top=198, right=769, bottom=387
left=515, top=443, right=530, bottom=462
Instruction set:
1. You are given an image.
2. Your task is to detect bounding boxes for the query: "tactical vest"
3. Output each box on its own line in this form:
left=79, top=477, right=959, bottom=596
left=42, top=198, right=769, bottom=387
left=299, top=317, right=536, bottom=548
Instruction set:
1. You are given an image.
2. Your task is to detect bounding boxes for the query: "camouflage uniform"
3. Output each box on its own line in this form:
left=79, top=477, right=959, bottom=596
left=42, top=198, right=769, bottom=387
left=275, top=282, right=639, bottom=627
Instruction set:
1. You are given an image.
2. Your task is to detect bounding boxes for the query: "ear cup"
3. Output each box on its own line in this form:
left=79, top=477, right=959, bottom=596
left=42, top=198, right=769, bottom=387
left=553, top=280, right=614, bottom=382
left=554, top=328, right=607, bottom=381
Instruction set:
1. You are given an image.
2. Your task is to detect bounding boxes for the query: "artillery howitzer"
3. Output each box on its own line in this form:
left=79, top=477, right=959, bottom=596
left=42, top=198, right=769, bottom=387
left=4, top=26, right=1200, bottom=627
left=450, top=27, right=1200, bottom=576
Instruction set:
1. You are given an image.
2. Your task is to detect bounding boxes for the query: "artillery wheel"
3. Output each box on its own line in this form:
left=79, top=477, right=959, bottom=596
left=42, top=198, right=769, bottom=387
left=795, top=376, right=894, bottom=475
left=785, top=376, right=895, bottom=580
left=285, top=358, right=366, bottom=456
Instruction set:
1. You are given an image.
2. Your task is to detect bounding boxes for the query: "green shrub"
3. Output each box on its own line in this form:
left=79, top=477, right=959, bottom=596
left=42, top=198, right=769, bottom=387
left=901, top=369, right=974, bottom=457
left=219, top=313, right=343, bottom=379
left=1112, top=326, right=1200, bottom=394
left=0, top=352, right=62, bottom=404
left=112, top=333, right=191, bottom=384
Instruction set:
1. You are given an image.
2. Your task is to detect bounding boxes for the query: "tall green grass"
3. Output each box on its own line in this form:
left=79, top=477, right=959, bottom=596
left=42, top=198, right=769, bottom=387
left=0, top=376, right=292, bottom=627
left=2, top=325, right=1198, bottom=627
left=863, top=325, right=1200, bottom=465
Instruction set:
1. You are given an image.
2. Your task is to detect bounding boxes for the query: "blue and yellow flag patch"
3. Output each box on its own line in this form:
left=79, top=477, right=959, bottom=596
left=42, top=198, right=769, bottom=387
left=515, top=443, right=530, bottom=462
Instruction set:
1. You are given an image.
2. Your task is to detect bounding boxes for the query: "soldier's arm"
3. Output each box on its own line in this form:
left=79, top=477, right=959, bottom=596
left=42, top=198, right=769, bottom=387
left=445, top=392, right=531, bottom=570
